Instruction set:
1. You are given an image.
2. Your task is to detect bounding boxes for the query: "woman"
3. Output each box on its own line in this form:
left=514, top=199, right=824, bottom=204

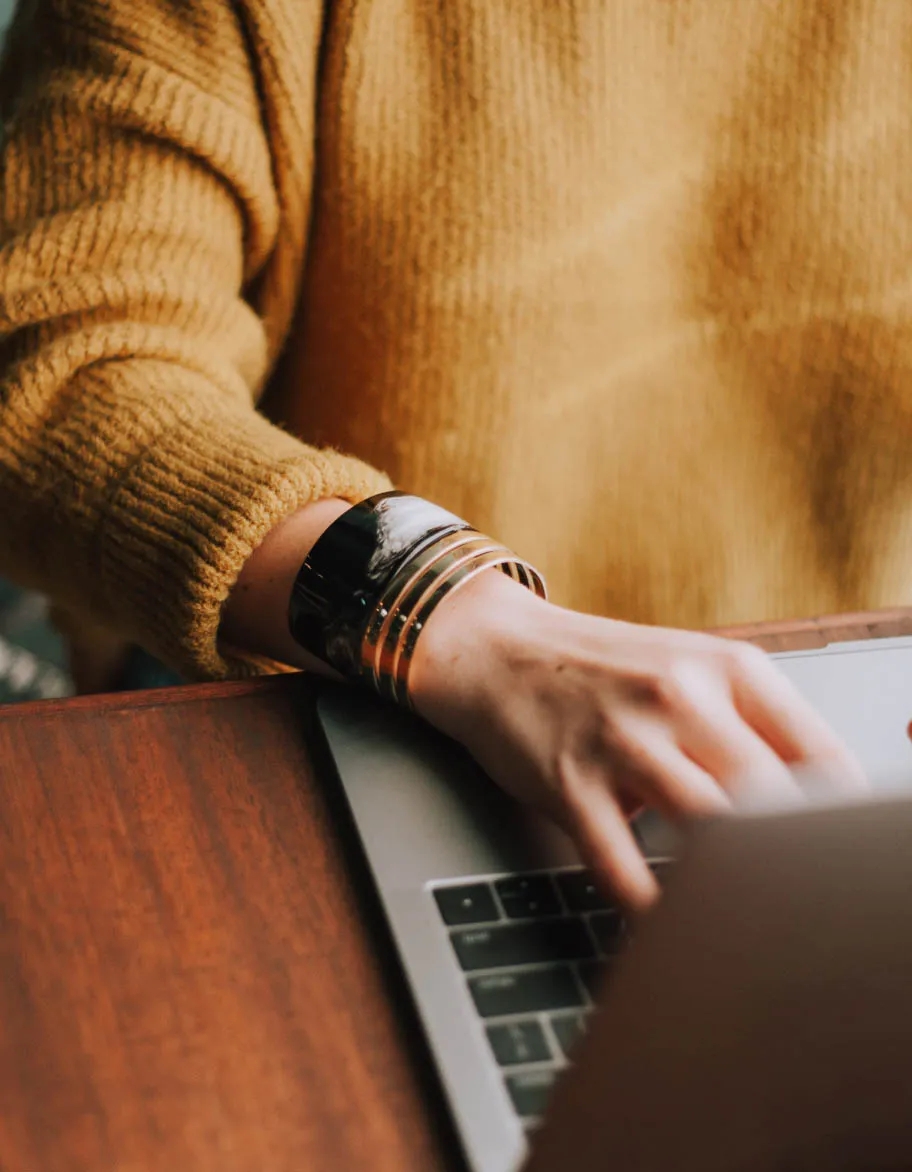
left=0, top=0, right=885, bottom=909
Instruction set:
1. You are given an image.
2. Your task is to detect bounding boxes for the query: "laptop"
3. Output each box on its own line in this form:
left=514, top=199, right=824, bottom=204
left=523, top=787, right=912, bottom=1172
left=315, top=636, right=912, bottom=1172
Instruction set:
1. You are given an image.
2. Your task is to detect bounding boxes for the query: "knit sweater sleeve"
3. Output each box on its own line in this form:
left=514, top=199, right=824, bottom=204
left=0, top=0, right=391, bottom=679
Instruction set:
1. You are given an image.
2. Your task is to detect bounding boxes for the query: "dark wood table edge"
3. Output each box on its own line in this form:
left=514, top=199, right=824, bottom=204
left=3, top=608, right=910, bottom=723
left=0, top=672, right=309, bottom=721
left=712, top=607, right=912, bottom=652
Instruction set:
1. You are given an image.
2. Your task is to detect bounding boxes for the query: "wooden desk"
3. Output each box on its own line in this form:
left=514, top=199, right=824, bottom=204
left=1, top=611, right=910, bottom=1172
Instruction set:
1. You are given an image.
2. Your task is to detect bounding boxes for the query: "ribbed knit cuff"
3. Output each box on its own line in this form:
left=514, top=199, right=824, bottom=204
left=103, top=405, right=392, bottom=680
left=14, top=360, right=392, bottom=681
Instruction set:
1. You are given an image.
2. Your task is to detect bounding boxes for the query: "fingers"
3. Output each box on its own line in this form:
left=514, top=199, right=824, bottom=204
left=498, top=627, right=870, bottom=914
left=602, top=643, right=867, bottom=842
left=654, top=662, right=806, bottom=810
left=560, top=761, right=659, bottom=913
left=728, top=646, right=869, bottom=795
left=609, top=716, right=732, bottom=821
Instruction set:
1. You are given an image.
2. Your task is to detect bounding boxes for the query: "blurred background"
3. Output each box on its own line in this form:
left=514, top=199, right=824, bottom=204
left=0, top=0, right=75, bottom=703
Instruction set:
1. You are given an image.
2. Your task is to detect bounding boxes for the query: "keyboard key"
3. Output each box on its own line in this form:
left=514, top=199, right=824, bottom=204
left=578, top=960, right=607, bottom=1000
left=434, top=883, right=499, bottom=926
left=486, top=1019, right=552, bottom=1066
left=555, top=869, right=614, bottom=913
left=589, top=911, right=625, bottom=955
left=495, top=874, right=561, bottom=919
left=549, top=1012, right=587, bottom=1058
left=469, top=966, right=584, bottom=1017
left=506, top=1070, right=557, bottom=1118
left=451, top=919, right=595, bottom=971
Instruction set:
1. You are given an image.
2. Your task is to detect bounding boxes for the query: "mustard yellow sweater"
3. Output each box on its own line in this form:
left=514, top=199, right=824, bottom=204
left=2, top=0, right=912, bottom=679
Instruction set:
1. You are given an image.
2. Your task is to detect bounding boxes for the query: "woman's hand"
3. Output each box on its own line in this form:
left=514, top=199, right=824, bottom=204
left=409, top=572, right=868, bottom=911
left=223, top=498, right=868, bottom=912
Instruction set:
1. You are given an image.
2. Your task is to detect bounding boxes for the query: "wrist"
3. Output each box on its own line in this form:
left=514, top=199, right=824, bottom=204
left=284, top=490, right=546, bottom=706
left=408, top=567, right=549, bottom=726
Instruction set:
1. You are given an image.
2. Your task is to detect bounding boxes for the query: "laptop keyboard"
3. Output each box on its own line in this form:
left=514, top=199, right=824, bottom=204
left=431, top=863, right=670, bottom=1125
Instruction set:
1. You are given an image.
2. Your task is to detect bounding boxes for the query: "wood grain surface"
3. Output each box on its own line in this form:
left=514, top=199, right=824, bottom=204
left=0, top=675, right=463, bottom=1172
left=713, top=607, right=912, bottom=651
left=0, top=609, right=910, bottom=1172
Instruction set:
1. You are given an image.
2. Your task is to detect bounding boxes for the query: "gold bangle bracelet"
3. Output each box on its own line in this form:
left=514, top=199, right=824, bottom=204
left=390, top=551, right=538, bottom=709
left=382, top=544, right=512, bottom=704
left=360, top=529, right=490, bottom=660
left=362, top=533, right=499, bottom=693
left=357, top=529, right=547, bottom=710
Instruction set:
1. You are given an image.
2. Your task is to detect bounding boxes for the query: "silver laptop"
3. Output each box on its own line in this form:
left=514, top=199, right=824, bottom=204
left=315, top=637, right=912, bottom=1172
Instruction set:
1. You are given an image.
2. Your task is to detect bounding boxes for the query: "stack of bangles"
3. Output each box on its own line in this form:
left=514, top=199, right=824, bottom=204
left=288, top=491, right=547, bottom=710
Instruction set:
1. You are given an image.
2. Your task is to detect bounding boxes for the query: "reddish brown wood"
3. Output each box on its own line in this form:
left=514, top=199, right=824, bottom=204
left=1, top=607, right=910, bottom=1172
left=0, top=674, right=462, bottom=1172
left=713, top=607, right=912, bottom=651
